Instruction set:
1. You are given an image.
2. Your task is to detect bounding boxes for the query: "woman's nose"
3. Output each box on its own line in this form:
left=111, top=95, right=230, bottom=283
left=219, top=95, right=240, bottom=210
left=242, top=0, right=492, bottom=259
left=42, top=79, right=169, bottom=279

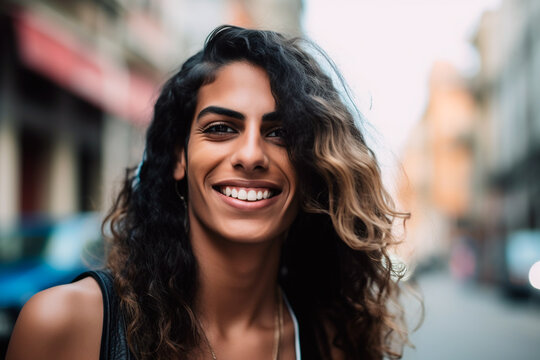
left=230, top=126, right=269, bottom=172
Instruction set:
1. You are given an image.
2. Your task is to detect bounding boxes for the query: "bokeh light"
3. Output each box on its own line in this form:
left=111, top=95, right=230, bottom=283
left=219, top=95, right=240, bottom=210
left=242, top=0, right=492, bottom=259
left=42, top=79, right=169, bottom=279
left=529, top=261, right=540, bottom=290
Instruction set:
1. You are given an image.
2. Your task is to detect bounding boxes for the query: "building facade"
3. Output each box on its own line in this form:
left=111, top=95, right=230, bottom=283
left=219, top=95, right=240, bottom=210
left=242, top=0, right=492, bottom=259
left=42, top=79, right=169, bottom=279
left=471, top=0, right=540, bottom=284
left=0, top=0, right=303, bottom=260
left=397, top=62, right=476, bottom=269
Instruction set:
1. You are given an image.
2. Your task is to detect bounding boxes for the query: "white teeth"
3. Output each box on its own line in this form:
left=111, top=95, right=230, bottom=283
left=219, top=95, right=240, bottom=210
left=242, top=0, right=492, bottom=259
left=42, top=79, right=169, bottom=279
left=219, top=186, right=274, bottom=201
left=238, top=189, right=247, bottom=200
left=247, top=190, right=257, bottom=201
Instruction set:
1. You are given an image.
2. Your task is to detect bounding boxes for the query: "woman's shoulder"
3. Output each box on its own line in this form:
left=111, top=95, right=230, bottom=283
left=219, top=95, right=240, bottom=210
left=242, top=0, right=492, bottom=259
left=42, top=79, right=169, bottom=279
left=6, top=276, right=103, bottom=360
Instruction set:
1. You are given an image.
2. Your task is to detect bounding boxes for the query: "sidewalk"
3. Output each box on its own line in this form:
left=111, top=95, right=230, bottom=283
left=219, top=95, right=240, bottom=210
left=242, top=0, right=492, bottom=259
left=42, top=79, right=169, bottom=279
left=402, top=270, right=540, bottom=360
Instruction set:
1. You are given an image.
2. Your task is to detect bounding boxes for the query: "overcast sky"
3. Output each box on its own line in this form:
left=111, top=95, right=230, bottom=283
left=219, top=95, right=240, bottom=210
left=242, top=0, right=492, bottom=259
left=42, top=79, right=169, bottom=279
left=303, top=0, right=502, bottom=172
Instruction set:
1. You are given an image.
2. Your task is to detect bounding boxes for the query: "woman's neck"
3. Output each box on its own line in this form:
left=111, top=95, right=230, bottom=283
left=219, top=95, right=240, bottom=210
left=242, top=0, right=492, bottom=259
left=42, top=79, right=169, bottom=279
left=190, top=226, right=284, bottom=333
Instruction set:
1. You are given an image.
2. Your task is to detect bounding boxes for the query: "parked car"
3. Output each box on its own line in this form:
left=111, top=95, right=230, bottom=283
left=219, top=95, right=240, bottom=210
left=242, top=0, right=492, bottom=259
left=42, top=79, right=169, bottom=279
left=0, top=212, right=103, bottom=355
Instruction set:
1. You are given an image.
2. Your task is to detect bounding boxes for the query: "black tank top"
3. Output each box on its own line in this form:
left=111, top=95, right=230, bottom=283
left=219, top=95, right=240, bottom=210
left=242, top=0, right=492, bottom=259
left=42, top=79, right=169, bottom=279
left=73, top=270, right=134, bottom=360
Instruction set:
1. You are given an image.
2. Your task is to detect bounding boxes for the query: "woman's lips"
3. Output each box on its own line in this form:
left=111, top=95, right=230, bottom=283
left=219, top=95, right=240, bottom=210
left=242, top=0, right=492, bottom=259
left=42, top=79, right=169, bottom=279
left=212, top=184, right=282, bottom=210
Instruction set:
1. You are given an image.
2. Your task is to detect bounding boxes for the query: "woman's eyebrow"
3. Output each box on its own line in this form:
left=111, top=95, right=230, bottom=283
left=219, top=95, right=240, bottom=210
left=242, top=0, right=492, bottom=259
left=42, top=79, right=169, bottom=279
left=196, top=106, right=279, bottom=123
left=196, top=106, right=244, bottom=121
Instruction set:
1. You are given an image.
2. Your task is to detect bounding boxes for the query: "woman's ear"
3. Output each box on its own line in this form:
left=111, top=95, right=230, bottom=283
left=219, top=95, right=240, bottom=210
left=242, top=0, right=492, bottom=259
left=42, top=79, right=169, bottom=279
left=173, top=148, right=186, bottom=180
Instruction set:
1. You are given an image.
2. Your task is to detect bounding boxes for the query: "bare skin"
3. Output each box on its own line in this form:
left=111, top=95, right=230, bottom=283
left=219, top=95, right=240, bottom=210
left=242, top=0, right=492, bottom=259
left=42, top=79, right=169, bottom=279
left=189, top=224, right=297, bottom=360
left=6, top=277, right=103, bottom=360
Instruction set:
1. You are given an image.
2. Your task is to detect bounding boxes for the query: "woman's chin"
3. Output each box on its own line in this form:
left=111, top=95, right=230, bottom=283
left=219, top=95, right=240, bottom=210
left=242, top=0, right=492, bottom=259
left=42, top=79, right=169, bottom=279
left=210, top=221, right=287, bottom=246
left=225, top=231, right=281, bottom=245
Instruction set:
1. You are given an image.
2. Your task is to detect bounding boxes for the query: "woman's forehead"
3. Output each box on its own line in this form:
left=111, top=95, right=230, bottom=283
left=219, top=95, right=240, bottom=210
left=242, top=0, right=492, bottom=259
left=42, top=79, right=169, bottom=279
left=194, top=62, right=276, bottom=118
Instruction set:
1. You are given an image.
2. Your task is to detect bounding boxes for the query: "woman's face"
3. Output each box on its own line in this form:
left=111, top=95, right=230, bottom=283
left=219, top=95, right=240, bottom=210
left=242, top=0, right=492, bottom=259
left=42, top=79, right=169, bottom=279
left=174, top=61, right=299, bottom=244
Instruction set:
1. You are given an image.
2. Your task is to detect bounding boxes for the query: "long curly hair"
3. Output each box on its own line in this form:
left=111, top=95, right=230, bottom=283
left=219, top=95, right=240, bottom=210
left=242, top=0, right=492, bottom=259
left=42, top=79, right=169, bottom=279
left=104, top=25, right=411, bottom=359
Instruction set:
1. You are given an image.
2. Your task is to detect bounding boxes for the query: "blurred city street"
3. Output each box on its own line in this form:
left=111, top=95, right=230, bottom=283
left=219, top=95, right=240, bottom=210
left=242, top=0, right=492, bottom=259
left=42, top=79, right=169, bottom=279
left=1, top=0, right=540, bottom=358
left=403, top=270, right=540, bottom=360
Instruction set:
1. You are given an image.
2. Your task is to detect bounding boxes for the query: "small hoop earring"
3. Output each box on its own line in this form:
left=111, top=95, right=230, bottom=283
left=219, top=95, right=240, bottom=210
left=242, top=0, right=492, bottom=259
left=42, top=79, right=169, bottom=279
left=175, top=181, right=189, bottom=231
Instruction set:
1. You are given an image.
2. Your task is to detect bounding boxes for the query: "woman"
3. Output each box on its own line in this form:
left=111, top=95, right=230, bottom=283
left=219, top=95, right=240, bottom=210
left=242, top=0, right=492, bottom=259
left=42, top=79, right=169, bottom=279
left=7, top=25, right=410, bottom=360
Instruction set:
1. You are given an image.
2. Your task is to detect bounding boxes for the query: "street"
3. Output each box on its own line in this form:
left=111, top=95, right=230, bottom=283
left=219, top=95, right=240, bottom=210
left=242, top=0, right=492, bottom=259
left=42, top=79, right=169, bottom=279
left=402, top=270, right=540, bottom=360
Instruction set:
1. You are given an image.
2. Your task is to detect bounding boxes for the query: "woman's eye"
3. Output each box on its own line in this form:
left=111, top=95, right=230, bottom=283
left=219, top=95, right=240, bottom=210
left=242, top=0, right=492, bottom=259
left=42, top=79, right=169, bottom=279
left=203, top=124, right=236, bottom=134
left=267, top=127, right=285, bottom=138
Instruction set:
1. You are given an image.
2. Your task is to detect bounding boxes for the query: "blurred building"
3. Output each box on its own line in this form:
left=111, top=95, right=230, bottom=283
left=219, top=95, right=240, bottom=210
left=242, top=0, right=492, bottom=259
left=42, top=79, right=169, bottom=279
left=399, top=0, right=540, bottom=286
left=0, top=0, right=302, bottom=259
left=397, top=62, right=476, bottom=268
left=470, top=0, right=540, bottom=284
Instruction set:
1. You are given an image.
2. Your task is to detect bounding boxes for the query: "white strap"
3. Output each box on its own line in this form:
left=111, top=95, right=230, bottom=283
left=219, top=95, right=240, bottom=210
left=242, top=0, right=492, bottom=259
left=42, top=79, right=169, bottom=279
left=282, top=292, right=301, bottom=360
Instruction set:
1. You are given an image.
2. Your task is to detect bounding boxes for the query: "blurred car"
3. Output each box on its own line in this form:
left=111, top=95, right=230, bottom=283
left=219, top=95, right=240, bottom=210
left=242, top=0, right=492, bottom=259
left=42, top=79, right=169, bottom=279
left=0, top=212, right=103, bottom=352
left=503, top=229, right=540, bottom=297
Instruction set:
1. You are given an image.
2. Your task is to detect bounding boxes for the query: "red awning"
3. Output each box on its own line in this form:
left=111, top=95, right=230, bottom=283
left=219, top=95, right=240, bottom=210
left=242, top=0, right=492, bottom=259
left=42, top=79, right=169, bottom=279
left=13, top=8, right=157, bottom=125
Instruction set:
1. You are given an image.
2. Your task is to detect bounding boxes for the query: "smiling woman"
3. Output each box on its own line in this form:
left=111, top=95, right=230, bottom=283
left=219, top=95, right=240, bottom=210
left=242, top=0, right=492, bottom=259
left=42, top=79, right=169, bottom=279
left=181, top=62, right=298, bottom=245
left=6, top=26, right=411, bottom=360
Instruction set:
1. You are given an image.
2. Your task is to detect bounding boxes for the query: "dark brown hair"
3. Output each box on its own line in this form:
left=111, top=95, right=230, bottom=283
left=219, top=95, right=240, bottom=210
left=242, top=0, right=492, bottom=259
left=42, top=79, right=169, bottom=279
left=105, top=25, right=411, bottom=359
